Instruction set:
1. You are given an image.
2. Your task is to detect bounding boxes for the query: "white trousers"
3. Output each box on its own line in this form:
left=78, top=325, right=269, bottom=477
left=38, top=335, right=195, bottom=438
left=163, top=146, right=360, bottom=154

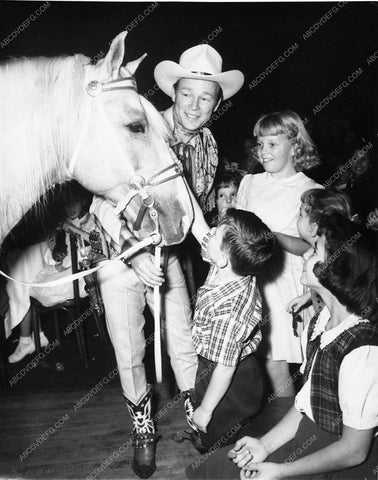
left=97, top=252, right=198, bottom=404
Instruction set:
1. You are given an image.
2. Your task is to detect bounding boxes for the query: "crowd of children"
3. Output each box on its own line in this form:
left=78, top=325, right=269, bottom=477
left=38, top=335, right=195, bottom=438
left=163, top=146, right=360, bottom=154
left=4, top=109, right=377, bottom=480
left=185, top=110, right=378, bottom=480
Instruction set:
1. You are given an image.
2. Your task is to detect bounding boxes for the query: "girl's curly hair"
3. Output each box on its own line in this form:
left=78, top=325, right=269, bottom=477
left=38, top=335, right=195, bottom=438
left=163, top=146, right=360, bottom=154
left=253, top=110, right=320, bottom=171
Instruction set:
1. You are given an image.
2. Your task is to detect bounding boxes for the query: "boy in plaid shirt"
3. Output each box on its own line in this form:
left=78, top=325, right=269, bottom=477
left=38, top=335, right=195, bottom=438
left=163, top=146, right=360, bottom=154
left=188, top=208, right=277, bottom=452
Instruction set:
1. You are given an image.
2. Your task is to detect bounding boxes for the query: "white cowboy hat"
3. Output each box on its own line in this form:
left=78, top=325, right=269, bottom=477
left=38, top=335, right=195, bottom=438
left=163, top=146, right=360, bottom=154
left=154, top=44, right=244, bottom=101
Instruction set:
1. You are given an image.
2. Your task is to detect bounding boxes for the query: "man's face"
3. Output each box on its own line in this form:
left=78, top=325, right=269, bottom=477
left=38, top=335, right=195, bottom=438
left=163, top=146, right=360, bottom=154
left=172, top=78, right=220, bottom=131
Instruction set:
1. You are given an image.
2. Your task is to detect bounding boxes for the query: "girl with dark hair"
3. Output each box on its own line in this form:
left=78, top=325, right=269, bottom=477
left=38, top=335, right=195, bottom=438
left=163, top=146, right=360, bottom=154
left=205, top=172, right=242, bottom=227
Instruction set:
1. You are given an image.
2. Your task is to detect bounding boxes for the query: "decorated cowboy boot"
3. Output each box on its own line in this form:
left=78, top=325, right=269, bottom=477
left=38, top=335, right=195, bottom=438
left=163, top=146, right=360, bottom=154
left=125, top=386, right=157, bottom=479
left=182, top=390, right=207, bottom=454
left=182, top=389, right=197, bottom=431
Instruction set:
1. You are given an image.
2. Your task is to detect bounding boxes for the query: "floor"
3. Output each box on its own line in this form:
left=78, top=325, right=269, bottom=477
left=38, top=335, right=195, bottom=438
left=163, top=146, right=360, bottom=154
left=0, top=308, right=293, bottom=480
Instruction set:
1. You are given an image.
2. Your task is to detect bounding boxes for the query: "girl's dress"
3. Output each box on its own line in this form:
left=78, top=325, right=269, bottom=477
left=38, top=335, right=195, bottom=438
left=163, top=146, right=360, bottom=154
left=237, top=171, right=322, bottom=363
left=4, top=214, right=96, bottom=338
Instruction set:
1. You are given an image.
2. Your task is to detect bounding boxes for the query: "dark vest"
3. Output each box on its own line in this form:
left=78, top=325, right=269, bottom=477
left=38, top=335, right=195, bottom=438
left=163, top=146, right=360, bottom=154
left=303, top=315, right=378, bottom=436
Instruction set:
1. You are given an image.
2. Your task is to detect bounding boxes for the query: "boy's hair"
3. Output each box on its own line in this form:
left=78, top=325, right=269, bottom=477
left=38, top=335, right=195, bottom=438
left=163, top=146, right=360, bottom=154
left=315, top=213, right=378, bottom=322
left=215, top=172, right=242, bottom=195
left=253, top=110, right=319, bottom=171
left=218, top=208, right=276, bottom=276
left=301, top=188, right=352, bottom=226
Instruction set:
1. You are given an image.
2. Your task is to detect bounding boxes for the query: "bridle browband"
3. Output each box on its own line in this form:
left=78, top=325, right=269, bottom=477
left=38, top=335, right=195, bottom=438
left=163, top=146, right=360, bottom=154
left=69, top=70, right=184, bottom=241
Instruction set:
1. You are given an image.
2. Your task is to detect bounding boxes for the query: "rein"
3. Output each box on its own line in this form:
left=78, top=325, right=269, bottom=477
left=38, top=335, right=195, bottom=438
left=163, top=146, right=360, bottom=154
left=0, top=235, right=160, bottom=288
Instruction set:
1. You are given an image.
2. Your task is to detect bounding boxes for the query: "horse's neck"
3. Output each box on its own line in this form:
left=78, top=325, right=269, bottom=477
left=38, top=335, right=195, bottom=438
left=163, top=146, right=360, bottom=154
left=0, top=174, right=60, bottom=244
left=0, top=56, right=85, bottom=243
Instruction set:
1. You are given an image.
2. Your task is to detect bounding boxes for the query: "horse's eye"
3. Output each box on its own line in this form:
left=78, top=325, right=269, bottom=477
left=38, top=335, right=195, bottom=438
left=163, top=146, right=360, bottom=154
left=126, top=121, right=145, bottom=134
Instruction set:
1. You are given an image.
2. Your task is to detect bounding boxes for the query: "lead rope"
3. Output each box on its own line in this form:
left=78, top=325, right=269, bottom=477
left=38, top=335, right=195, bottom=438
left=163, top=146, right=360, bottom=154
left=153, top=246, right=162, bottom=383
left=0, top=236, right=158, bottom=288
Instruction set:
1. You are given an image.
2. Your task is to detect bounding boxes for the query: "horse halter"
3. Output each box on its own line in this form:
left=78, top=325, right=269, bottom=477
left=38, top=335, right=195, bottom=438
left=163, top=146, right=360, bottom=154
left=113, top=158, right=183, bottom=238
left=69, top=71, right=184, bottom=243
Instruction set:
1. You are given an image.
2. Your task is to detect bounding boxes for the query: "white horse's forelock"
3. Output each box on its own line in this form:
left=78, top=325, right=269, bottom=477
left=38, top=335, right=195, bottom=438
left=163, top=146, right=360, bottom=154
left=0, top=54, right=90, bottom=238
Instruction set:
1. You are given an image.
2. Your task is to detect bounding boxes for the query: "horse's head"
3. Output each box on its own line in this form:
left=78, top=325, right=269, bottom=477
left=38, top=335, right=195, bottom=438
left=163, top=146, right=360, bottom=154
left=70, top=32, right=193, bottom=246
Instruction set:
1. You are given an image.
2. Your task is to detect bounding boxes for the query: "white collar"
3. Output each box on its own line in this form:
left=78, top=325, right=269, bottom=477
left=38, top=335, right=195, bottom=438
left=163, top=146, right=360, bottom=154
left=310, top=306, right=368, bottom=349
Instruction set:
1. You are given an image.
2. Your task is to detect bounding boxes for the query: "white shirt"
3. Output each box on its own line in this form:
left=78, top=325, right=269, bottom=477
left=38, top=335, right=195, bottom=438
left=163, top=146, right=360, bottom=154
left=90, top=196, right=134, bottom=253
left=296, top=307, right=378, bottom=430
left=237, top=171, right=322, bottom=235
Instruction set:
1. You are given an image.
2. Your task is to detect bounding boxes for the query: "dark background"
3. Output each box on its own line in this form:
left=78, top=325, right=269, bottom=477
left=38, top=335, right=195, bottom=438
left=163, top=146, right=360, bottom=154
left=1, top=1, right=377, bottom=246
left=1, top=1, right=377, bottom=152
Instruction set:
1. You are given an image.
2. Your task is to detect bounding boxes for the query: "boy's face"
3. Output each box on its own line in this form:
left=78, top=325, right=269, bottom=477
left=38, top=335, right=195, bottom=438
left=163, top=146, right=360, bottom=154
left=297, top=204, right=317, bottom=246
left=216, top=185, right=238, bottom=217
left=207, top=225, right=227, bottom=265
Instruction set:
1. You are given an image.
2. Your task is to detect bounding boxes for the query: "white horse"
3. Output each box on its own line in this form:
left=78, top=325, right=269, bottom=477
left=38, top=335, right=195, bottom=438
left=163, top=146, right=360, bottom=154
left=0, top=32, right=193, bottom=246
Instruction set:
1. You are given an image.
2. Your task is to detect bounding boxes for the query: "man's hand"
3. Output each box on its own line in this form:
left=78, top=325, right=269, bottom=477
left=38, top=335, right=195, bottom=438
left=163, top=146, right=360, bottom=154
left=129, top=251, right=164, bottom=288
left=192, top=404, right=213, bottom=433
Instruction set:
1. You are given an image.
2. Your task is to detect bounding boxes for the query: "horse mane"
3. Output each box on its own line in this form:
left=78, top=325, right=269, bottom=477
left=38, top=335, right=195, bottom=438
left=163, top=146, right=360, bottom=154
left=0, top=53, right=174, bottom=241
left=0, top=53, right=90, bottom=238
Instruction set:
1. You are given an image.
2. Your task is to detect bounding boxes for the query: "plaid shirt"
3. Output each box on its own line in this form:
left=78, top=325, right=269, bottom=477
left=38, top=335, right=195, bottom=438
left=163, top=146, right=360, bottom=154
left=192, top=242, right=263, bottom=366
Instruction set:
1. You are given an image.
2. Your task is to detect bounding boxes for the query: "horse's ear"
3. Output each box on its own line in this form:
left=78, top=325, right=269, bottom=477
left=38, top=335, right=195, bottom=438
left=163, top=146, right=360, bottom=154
left=95, top=31, right=127, bottom=78
left=123, top=53, right=148, bottom=76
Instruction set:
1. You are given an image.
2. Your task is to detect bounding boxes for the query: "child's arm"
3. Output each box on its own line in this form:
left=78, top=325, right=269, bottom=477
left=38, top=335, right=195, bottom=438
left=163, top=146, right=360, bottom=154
left=61, top=221, right=90, bottom=242
left=274, top=232, right=310, bottom=256
left=229, top=406, right=302, bottom=469
left=286, top=292, right=311, bottom=313
left=186, top=183, right=211, bottom=244
left=192, top=362, right=236, bottom=432
left=241, top=424, right=374, bottom=480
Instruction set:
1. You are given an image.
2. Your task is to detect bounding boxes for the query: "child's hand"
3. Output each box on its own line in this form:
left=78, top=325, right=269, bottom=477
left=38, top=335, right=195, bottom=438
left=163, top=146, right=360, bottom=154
left=54, top=262, right=66, bottom=272
left=228, top=436, right=269, bottom=469
left=62, top=221, right=78, bottom=234
left=192, top=405, right=212, bottom=433
left=241, top=461, right=284, bottom=480
left=286, top=294, right=307, bottom=313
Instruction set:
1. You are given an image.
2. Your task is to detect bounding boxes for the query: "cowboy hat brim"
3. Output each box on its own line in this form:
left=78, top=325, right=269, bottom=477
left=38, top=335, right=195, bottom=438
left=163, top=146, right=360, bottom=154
left=154, top=61, right=244, bottom=101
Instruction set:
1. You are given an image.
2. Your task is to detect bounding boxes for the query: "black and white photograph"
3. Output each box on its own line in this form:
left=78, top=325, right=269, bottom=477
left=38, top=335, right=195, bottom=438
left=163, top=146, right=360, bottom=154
left=1, top=2, right=378, bottom=479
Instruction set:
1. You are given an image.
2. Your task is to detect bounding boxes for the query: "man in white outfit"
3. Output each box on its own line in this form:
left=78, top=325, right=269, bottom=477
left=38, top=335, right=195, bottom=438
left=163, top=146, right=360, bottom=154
left=90, top=44, right=244, bottom=479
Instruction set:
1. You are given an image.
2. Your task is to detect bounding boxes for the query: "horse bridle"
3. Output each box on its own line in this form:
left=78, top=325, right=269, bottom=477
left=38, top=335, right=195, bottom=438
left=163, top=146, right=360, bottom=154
left=69, top=71, right=184, bottom=242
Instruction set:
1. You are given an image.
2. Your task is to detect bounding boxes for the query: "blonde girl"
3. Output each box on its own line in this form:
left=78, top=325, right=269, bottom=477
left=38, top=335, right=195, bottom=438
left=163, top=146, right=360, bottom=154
left=237, top=110, right=322, bottom=396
